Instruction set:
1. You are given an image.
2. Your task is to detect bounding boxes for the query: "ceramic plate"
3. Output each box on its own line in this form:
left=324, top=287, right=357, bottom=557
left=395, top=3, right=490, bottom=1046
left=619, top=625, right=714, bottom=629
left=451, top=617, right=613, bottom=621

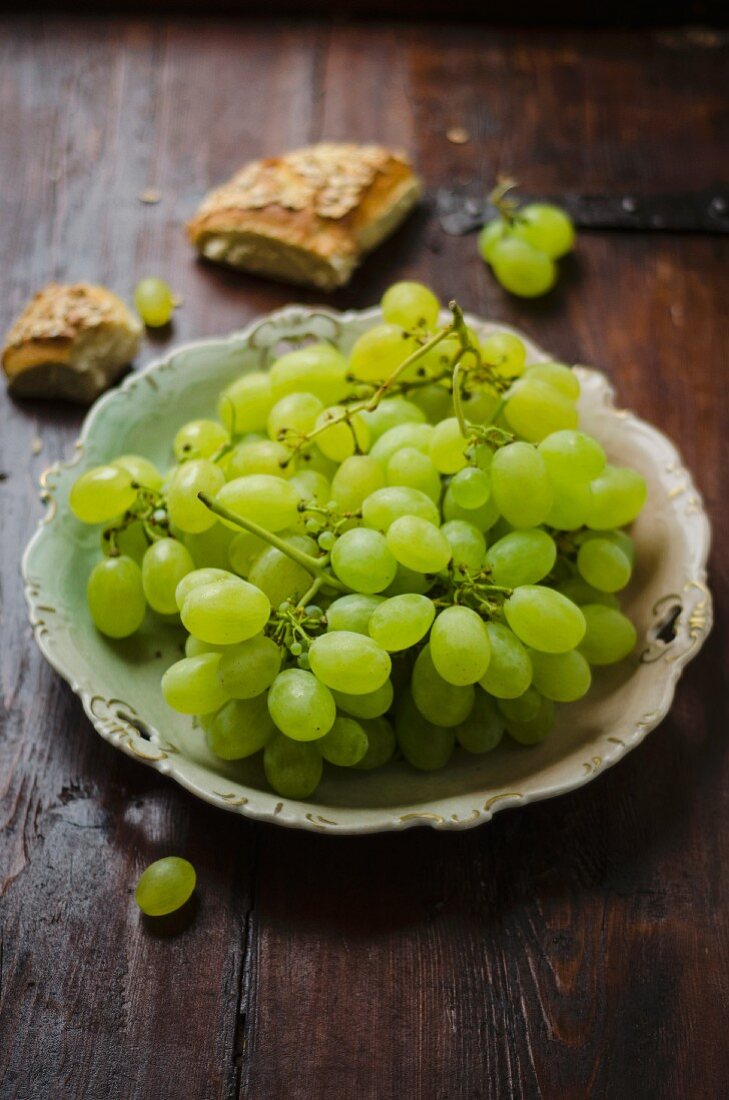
left=22, top=306, right=713, bottom=833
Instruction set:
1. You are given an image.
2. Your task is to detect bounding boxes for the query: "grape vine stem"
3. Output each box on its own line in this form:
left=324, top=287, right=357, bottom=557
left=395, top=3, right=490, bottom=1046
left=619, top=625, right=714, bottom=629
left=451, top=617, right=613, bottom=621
left=198, top=493, right=349, bottom=592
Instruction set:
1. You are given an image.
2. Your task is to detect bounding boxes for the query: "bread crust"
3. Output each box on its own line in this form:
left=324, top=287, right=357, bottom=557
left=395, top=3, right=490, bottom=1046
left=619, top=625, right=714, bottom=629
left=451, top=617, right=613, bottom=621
left=2, top=283, right=141, bottom=403
left=187, top=143, right=422, bottom=289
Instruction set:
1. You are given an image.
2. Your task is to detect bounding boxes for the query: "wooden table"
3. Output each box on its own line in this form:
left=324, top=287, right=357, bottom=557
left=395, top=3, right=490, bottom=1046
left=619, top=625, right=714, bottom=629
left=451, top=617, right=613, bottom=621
left=1, top=18, right=727, bottom=1099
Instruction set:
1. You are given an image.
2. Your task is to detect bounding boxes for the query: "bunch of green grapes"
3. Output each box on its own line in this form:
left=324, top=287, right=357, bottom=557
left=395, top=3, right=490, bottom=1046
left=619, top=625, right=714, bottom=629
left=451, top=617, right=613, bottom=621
left=478, top=181, right=575, bottom=298
left=69, top=280, right=646, bottom=800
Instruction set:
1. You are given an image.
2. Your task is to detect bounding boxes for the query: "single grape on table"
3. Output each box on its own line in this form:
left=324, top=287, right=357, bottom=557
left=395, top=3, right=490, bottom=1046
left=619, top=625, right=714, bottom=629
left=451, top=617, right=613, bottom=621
left=70, top=281, right=646, bottom=800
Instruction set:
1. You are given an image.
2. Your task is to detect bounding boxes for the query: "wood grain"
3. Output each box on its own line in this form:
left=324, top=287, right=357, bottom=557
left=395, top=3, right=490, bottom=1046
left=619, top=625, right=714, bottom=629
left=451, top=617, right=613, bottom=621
left=1, top=18, right=728, bottom=1100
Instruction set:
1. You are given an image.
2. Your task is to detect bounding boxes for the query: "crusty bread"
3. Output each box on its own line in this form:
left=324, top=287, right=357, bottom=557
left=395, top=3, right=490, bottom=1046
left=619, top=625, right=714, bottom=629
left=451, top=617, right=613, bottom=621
left=2, top=283, right=142, bottom=403
left=187, top=143, right=422, bottom=290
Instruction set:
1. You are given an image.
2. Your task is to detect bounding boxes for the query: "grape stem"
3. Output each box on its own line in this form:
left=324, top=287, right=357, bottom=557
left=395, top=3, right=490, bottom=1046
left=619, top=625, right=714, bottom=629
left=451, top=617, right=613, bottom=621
left=297, top=576, right=324, bottom=608
left=280, top=325, right=455, bottom=465
left=197, top=492, right=350, bottom=593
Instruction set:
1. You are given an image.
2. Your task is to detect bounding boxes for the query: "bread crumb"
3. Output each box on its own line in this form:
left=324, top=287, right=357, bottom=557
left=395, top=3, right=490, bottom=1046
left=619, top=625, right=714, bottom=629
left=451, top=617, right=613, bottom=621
left=446, top=128, right=470, bottom=145
left=139, top=189, right=162, bottom=204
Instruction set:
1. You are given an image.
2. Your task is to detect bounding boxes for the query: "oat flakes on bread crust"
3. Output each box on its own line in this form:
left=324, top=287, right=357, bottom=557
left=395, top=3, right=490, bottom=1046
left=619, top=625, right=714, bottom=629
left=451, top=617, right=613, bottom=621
left=2, top=283, right=142, bottom=404
left=187, top=143, right=422, bottom=290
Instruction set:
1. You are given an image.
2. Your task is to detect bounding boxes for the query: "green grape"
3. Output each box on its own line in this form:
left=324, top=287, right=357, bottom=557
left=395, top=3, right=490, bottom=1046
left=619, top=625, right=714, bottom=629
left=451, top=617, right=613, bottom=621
left=352, top=716, right=396, bottom=770
left=330, top=528, right=397, bottom=593
left=161, top=653, right=229, bottom=714
left=513, top=203, right=575, bottom=259
left=135, top=857, right=195, bottom=917
left=490, top=237, right=556, bottom=298
left=175, top=566, right=232, bottom=608
left=314, top=406, right=370, bottom=462
left=396, top=690, right=455, bottom=771
left=142, top=537, right=194, bottom=614
left=87, top=555, right=146, bottom=637
left=382, top=564, right=433, bottom=596
left=554, top=577, right=619, bottom=609
left=410, top=382, right=454, bottom=424
left=308, top=631, right=391, bottom=694
left=386, top=516, right=452, bottom=573
left=491, top=442, right=553, bottom=527
left=577, top=538, right=632, bottom=593
left=593, top=528, right=635, bottom=564
left=479, top=622, right=532, bottom=699
left=173, top=419, right=228, bottom=461
left=182, top=523, right=234, bottom=571
left=206, top=694, right=275, bottom=759
left=430, top=605, right=491, bottom=686
left=545, top=479, right=593, bottom=530
left=498, top=686, right=542, bottom=723
left=381, top=281, right=440, bottom=330
left=167, top=459, right=226, bottom=534
left=440, top=520, right=486, bottom=573
left=290, top=469, right=332, bottom=507
left=369, top=423, right=434, bottom=467
left=264, top=734, right=323, bottom=798
left=442, top=485, right=500, bottom=532
left=578, top=605, right=637, bottom=665
left=180, top=576, right=270, bottom=645
left=185, top=636, right=229, bottom=657
left=134, top=277, right=175, bottom=327
left=504, top=586, right=586, bottom=653
left=267, top=392, right=324, bottom=442
left=455, top=690, right=505, bottom=754
left=267, top=669, right=336, bottom=740
left=368, top=594, right=435, bottom=652
left=317, top=716, right=369, bottom=766
left=111, top=454, right=163, bottom=491
left=227, top=440, right=293, bottom=480
left=504, top=379, right=578, bottom=442
left=298, top=448, right=338, bottom=480
left=428, top=417, right=469, bottom=474
left=106, top=520, right=147, bottom=565
left=330, top=455, right=386, bottom=511
left=386, top=447, right=441, bottom=503
left=348, top=324, right=418, bottom=383
left=529, top=648, right=591, bottom=702
left=216, top=475, right=300, bottom=532
left=503, top=692, right=555, bottom=745
left=269, top=344, right=350, bottom=404
left=586, top=466, right=647, bottom=529
left=70, top=465, right=137, bottom=524
left=538, top=430, right=606, bottom=483
left=331, top=679, right=394, bottom=719
left=360, top=397, right=425, bottom=441
left=227, top=531, right=272, bottom=576
left=526, top=361, right=580, bottom=400
left=411, top=644, right=475, bottom=727
left=477, top=217, right=509, bottom=263
left=326, top=593, right=384, bottom=635
left=218, top=371, right=276, bottom=433
left=217, top=635, right=282, bottom=699
left=449, top=466, right=490, bottom=509
left=361, top=485, right=440, bottom=532
left=247, top=536, right=317, bottom=605
left=481, top=331, right=527, bottom=378
left=462, top=387, right=501, bottom=425
left=485, top=528, right=556, bottom=587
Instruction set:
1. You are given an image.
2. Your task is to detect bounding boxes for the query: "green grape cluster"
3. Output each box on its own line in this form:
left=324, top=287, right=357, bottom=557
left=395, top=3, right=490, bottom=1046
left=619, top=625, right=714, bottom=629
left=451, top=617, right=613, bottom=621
left=69, top=281, right=646, bottom=801
left=478, top=182, right=575, bottom=298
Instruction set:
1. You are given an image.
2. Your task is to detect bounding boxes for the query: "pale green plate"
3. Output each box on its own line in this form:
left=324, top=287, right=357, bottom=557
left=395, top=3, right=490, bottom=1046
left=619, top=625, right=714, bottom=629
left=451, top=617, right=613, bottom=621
left=22, top=307, right=712, bottom=833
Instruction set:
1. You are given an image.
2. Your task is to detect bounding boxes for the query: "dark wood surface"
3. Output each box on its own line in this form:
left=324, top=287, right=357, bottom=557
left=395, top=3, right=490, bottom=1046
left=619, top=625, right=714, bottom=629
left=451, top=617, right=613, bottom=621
left=1, top=18, right=728, bottom=1100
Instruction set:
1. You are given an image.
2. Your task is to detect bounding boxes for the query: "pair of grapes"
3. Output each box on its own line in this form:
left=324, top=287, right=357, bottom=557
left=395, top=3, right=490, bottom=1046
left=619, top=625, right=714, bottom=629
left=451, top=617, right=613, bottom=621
left=478, top=195, right=575, bottom=298
left=69, top=279, right=645, bottom=801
